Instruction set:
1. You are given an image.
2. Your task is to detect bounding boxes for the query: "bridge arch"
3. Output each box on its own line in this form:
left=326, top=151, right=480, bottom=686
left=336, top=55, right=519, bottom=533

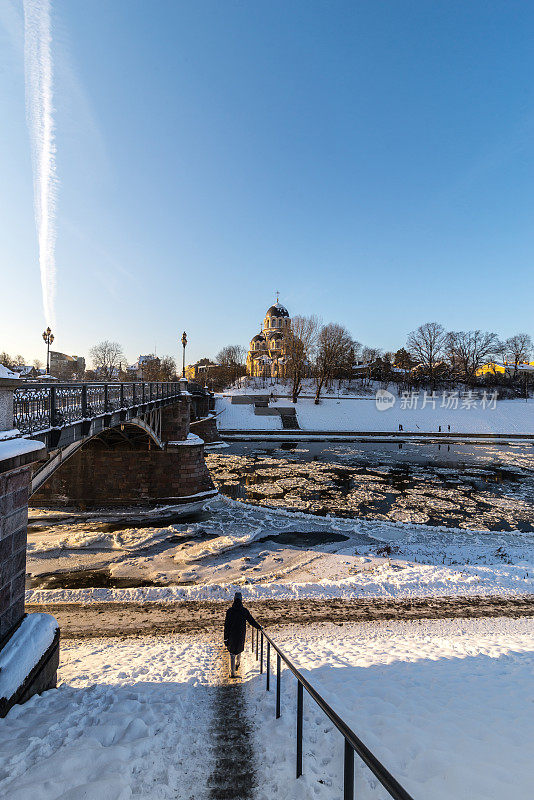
left=31, top=419, right=164, bottom=496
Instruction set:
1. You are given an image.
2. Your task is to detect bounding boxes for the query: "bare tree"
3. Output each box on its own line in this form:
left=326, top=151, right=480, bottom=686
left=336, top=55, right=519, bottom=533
left=504, top=333, right=533, bottom=377
left=446, top=330, right=498, bottom=383
left=216, top=345, right=246, bottom=365
left=219, top=346, right=246, bottom=368
left=394, top=348, right=415, bottom=370
left=283, top=315, right=320, bottom=403
left=159, top=356, right=177, bottom=381
left=89, top=341, right=124, bottom=381
left=493, top=339, right=508, bottom=371
left=0, top=352, right=16, bottom=369
left=142, top=357, right=162, bottom=381
left=216, top=345, right=246, bottom=386
left=361, top=346, right=382, bottom=362
left=314, top=323, right=355, bottom=403
left=374, top=355, right=394, bottom=383
left=350, top=340, right=363, bottom=363
left=33, top=358, right=43, bottom=370
left=360, top=346, right=382, bottom=384
left=407, top=322, right=446, bottom=387
left=0, top=352, right=28, bottom=369
left=139, top=355, right=177, bottom=381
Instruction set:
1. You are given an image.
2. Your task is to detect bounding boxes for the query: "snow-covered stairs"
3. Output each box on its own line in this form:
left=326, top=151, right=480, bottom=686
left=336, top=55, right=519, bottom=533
left=279, top=408, right=300, bottom=429
left=207, top=649, right=257, bottom=799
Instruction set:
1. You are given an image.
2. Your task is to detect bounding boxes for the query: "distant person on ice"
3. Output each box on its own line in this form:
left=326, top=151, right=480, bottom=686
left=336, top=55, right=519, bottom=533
left=224, top=592, right=261, bottom=677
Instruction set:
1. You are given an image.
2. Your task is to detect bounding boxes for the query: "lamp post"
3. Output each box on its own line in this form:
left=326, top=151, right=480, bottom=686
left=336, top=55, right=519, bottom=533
left=181, top=331, right=187, bottom=378
left=42, top=327, right=54, bottom=375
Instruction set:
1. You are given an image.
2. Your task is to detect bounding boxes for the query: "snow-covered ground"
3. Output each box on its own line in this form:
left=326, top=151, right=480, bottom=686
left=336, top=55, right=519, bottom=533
left=0, top=614, right=57, bottom=702
left=222, top=378, right=371, bottom=398
left=1, top=618, right=532, bottom=799
left=26, top=497, right=534, bottom=604
left=252, top=617, right=534, bottom=799
left=216, top=397, right=282, bottom=430
left=216, top=395, right=534, bottom=434
left=0, top=633, right=220, bottom=800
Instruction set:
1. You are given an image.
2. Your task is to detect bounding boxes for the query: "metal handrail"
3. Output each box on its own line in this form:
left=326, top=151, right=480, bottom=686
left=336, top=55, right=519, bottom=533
left=250, top=625, right=415, bottom=800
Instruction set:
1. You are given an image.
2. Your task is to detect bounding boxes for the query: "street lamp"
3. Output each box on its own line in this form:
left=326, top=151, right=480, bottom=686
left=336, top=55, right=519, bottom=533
left=42, top=327, right=54, bottom=375
left=181, top=331, right=187, bottom=378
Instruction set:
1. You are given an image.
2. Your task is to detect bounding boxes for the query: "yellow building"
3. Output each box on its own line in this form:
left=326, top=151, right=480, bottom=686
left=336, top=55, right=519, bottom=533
left=246, top=299, right=291, bottom=378
left=477, top=361, right=534, bottom=377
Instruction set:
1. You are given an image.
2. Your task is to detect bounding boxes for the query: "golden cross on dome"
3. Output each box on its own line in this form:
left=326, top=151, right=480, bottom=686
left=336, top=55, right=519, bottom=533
left=275, top=290, right=280, bottom=303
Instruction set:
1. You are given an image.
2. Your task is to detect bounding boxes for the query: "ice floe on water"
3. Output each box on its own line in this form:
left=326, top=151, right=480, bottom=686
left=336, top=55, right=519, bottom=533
left=25, top=440, right=534, bottom=601
left=207, top=445, right=534, bottom=531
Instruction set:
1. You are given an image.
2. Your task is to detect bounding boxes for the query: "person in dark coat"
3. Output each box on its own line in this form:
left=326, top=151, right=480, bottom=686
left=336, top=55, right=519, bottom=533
left=224, top=592, right=261, bottom=677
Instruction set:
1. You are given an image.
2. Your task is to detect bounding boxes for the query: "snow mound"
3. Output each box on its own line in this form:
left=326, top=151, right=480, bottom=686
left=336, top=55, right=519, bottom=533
left=0, top=613, right=58, bottom=703
left=0, top=633, right=219, bottom=799
left=26, top=497, right=534, bottom=603
left=0, top=364, right=17, bottom=379
left=0, top=438, right=46, bottom=462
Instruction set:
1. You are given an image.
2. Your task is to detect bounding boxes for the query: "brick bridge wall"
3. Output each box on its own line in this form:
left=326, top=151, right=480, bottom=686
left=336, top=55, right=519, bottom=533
left=32, top=442, right=215, bottom=507
left=32, top=396, right=218, bottom=508
left=190, top=394, right=211, bottom=420
left=0, top=466, right=30, bottom=642
left=160, top=397, right=190, bottom=443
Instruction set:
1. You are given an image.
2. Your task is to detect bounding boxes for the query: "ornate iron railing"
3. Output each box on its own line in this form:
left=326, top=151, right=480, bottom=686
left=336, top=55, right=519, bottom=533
left=251, top=626, right=415, bottom=800
left=13, top=382, right=183, bottom=435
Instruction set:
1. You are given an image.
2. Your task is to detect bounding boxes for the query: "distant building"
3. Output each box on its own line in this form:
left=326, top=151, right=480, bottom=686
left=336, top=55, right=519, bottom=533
left=49, top=351, right=85, bottom=380
left=246, top=298, right=291, bottom=379
left=187, top=359, right=215, bottom=381
left=186, top=359, right=226, bottom=385
left=127, top=354, right=160, bottom=379
left=10, top=365, right=41, bottom=379
left=477, top=361, right=534, bottom=377
left=351, top=362, right=371, bottom=378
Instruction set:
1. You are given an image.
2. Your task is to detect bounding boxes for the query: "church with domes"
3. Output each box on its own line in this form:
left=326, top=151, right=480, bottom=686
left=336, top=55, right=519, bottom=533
left=246, top=297, right=291, bottom=378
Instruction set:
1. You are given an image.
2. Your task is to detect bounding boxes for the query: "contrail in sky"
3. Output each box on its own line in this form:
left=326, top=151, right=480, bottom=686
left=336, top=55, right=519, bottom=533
left=23, top=0, right=57, bottom=326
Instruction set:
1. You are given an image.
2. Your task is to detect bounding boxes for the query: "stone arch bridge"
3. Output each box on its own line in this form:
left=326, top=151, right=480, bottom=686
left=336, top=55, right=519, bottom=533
left=9, top=379, right=219, bottom=505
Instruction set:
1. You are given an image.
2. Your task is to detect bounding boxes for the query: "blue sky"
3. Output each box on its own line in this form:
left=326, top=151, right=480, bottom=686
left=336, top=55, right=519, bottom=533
left=1, top=0, right=534, bottom=366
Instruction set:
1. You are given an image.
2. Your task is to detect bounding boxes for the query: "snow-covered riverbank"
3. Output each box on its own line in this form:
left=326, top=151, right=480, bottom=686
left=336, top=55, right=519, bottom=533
left=252, top=617, right=534, bottom=799
left=26, top=497, right=534, bottom=604
left=0, top=633, right=221, bottom=799
left=216, top=395, right=534, bottom=434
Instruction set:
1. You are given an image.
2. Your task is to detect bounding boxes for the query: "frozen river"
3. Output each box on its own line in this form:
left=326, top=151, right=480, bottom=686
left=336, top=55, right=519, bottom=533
left=209, top=439, right=534, bottom=531
left=25, top=438, right=534, bottom=598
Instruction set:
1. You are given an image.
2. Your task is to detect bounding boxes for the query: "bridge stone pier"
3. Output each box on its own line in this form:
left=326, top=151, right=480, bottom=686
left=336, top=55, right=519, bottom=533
left=32, top=384, right=216, bottom=508
left=190, top=413, right=222, bottom=444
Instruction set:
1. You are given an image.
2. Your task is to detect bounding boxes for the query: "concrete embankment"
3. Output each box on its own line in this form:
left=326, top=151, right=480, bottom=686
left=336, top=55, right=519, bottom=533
left=220, top=430, right=534, bottom=443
